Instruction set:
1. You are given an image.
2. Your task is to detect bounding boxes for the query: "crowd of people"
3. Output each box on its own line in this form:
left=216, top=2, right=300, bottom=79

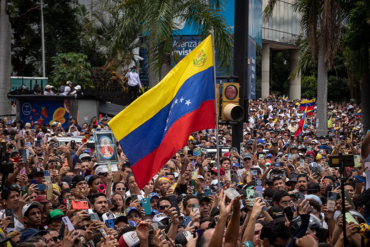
left=0, top=95, right=368, bottom=247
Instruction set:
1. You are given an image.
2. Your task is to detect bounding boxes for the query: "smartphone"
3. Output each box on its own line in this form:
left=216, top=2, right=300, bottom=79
left=191, top=203, right=200, bottom=218
left=62, top=216, right=75, bottom=231
left=180, top=163, right=187, bottom=174
left=169, top=194, right=179, bottom=215
left=53, top=148, right=58, bottom=155
left=354, top=155, right=361, bottom=168
left=47, top=185, right=53, bottom=200
left=141, top=198, right=151, bottom=215
left=307, top=146, right=312, bottom=151
left=204, top=188, right=211, bottom=197
left=5, top=209, right=14, bottom=229
left=232, top=147, right=238, bottom=153
left=345, top=212, right=359, bottom=225
left=100, top=229, right=108, bottom=239
left=35, top=141, right=41, bottom=148
left=87, top=142, right=95, bottom=149
left=98, top=184, right=106, bottom=193
left=327, top=192, right=337, bottom=211
left=324, top=162, right=329, bottom=168
left=131, top=195, right=139, bottom=202
left=344, top=191, right=355, bottom=210
left=224, top=188, right=240, bottom=200
left=36, top=184, right=46, bottom=191
left=274, top=162, right=281, bottom=167
left=71, top=140, right=76, bottom=150
left=225, top=170, right=231, bottom=180
left=258, top=154, right=264, bottom=160
left=231, top=173, right=237, bottom=184
left=19, top=148, right=27, bottom=164
left=189, top=180, right=196, bottom=194
left=246, top=189, right=255, bottom=206
left=192, top=171, right=198, bottom=180
left=89, top=213, right=100, bottom=222
left=253, top=129, right=257, bottom=138
left=183, top=216, right=192, bottom=227
left=353, top=176, right=366, bottom=183
left=300, top=159, right=305, bottom=168
left=21, top=186, right=28, bottom=197
left=105, top=219, right=116, bottom=230
left=44, top=170, right=51, bottom=184
left=169, top=182, right=177, bottom=192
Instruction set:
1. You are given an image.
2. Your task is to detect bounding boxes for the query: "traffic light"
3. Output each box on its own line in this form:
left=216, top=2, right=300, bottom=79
left=221, top=82, right=244, bottom=121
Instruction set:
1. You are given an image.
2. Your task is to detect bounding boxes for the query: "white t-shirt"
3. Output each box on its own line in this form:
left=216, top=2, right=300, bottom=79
left=0, top=209, right=25, bottom=233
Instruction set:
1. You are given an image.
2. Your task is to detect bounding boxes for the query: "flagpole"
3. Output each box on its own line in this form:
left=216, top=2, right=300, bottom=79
left=210, top=27, right=221, bottom=189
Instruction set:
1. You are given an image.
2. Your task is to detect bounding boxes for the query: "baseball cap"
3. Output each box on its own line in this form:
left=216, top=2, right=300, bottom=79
left=305, top=194, right=322, bottom=205
left=22, top=202, right=42, bottom=217
left=118, top=231, right=140, bottom=247
left=28, top=167, right=44, bottom=178
left=79, top=153, right=91, bottom=160
left=102, top=117, right=108, bottom=121
left=34, top=121, right=39, bottom=125
left=305, top=182, right=320, bottom=192
left=124, top=207, right=141, bottom=217
left=20, top=228, right=47, bottom=243
left=232, top=163, right=240, bottom=168
left=176, top=230, right=190, bottom=245
left=152, top=213, right=170, bottom=223
left=34, top=195, right=48, bottom=203
left=46, top=209, right=64, bottom=225
left=267, top=206, right=286, bottom=221
left=211, top=167, right=225, bottom=176
left=95, top=165, right=108, bottom=175
left=242, top=153, right=252, bottom=160
left=45, top=85, right=53, bottom=89
left=102, top=212, right=117, bottom=222
left=197, top=175, right=205, bottom=180
left=115, top=215, right=128, bottom=224
left=66, top=81, right=73, bottom=85
left=69, top=116, right=76, bottom=120
left=148, top=192, right=159, bottom=201
left=74, top=85, right=81, bottom=90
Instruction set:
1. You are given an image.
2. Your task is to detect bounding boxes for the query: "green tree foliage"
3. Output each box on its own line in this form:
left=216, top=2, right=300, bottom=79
left=51, top=52, right=92, bottom=87
left=301, top=74, right=317, bottom=99
left=8, top=0, right=85, bottom=77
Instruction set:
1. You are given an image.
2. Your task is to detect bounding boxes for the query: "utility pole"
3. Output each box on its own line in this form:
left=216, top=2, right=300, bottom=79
left=41, top=0, right=46, bottom=77
left=232, top=0, right=249, bottom=150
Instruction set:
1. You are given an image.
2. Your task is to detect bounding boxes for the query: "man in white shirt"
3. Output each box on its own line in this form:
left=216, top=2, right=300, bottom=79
left=43, top=85, right=56, bottom=95
left=125, top=66, right=142, bottom=99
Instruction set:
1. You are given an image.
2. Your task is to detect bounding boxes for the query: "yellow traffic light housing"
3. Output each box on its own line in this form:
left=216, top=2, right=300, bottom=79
left=221, top=82, right=244, bottom=121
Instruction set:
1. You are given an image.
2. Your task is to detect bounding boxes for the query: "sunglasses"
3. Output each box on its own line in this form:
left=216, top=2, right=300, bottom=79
left=116, top=188, right=126, bottom=191
left=244, top=158, right=251, bottom=161
left=159, top=205, right=170, bottom=210
left=100, top=173, right=108, bottom=177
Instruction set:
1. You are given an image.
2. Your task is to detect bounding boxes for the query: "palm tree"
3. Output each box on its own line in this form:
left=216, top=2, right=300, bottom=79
left=103, top=0, right=233, bottom=87
left=0, top=0, right=11, bottom=115
left=264, top=0, right=343, bottom=137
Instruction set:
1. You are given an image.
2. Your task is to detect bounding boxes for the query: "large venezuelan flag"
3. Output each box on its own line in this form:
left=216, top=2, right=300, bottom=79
left=109, top=36, right=215, bottom=189
left=299, top=98, right=315, bottom=115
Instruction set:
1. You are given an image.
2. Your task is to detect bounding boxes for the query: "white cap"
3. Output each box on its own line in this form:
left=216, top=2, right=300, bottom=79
left=79, top=153, right=91, bottom=160
left=197, top=175, right=205, bottom=180
left=22, top=202, right=42, bottom=217
left=102, top=212, right=117, bottom=222
left=152, top=213, right=170, bottom=222
left=74, top=85, right=81, bottom=90
left=95, top=165, right=108, bottom=175
left=45, top=85, right=53, bottom=89
left=120, top=231, right=140, bottom=247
